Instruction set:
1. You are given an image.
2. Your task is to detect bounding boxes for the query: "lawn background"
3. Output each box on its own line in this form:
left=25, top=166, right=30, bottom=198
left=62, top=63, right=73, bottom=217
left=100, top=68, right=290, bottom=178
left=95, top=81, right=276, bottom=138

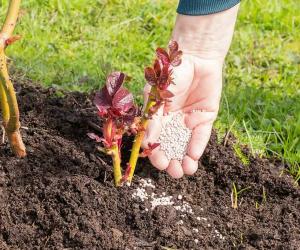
left=1, top=0, right=299, bottom=179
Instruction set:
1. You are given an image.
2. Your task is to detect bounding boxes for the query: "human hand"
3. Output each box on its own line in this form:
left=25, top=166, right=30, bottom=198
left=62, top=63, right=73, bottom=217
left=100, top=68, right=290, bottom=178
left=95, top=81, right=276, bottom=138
left=142, top=5, right=239, bottom=178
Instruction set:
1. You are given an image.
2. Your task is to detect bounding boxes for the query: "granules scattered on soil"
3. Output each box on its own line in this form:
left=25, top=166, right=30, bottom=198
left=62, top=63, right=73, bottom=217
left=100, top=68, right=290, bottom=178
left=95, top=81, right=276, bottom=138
left=158, top=112, right=192, bottom=162
left=132, top=178, right=194, bottom=214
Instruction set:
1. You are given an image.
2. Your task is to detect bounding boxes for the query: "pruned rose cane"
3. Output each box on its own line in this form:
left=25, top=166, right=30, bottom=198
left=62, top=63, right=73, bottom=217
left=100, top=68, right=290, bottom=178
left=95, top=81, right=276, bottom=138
left=0, top=0, right=26, bottom=157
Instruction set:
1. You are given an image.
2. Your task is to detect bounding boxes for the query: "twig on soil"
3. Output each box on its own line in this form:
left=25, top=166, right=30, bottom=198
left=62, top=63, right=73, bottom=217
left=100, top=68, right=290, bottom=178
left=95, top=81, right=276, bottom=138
left=5, top=206, right=12, bottom=223
left=96, top=155, right=110, bottom=169
left=43, top=236, right=50, bottom=249
left=87, top=121, right=102, bottom=133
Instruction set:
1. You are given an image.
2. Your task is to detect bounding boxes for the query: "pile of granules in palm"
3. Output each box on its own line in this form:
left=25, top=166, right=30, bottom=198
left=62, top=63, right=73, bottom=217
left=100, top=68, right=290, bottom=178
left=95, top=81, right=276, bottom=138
left=158, top=112, right=192, bottom=162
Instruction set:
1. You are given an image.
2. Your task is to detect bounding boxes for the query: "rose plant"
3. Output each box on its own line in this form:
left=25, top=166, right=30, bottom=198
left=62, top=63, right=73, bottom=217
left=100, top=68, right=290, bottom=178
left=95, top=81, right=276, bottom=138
left=89, top=41, right=182, bottom=186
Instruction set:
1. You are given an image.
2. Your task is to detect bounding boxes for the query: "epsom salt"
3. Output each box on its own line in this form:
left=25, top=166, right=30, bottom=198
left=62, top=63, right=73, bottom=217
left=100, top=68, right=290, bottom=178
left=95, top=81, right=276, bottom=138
left=158, top=112, right=192, bottom=162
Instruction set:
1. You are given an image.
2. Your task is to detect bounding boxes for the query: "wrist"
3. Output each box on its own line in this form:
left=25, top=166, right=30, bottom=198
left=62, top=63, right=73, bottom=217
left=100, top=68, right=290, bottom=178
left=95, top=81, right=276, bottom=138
left=171, top=4, right=239, bottom=61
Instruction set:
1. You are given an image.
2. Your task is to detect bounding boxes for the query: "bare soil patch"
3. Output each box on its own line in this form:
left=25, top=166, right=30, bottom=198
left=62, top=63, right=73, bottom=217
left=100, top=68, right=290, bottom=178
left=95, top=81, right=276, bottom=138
left=0, top=83, right=299, bottom=249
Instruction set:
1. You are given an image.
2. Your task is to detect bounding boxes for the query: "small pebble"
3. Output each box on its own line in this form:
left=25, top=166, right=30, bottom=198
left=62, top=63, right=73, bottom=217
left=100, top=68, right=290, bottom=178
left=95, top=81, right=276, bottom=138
left=194, top=239, right=199, bottom=244
left=197, top=217, right=207, bottom=221
left=178, top=194, right=183, bottom=200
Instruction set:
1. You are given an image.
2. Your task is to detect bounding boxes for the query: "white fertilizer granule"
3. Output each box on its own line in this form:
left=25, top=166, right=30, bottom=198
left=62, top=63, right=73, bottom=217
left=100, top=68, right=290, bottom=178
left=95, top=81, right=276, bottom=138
left=214, top=229, right=225, bottom=240
left=158, top=112, right=192, bottom=162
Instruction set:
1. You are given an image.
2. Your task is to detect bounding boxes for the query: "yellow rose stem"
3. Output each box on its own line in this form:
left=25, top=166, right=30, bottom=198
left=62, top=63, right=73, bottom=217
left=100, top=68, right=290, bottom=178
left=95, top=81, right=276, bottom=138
left=109, top=144, right=122, bottom=187
left=127, top=87, right=156, bottom=183
left=0, top=0, right=26, bottom=157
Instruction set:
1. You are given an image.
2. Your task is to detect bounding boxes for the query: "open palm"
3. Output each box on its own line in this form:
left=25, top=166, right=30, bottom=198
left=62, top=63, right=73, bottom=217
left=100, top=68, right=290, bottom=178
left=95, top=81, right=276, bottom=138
left=142, top=54, right=223, bottom=178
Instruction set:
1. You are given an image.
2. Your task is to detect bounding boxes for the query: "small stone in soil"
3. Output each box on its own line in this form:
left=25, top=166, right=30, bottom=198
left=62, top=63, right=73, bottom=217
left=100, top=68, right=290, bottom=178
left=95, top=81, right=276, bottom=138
left=196, top=216, right=207, bottom=221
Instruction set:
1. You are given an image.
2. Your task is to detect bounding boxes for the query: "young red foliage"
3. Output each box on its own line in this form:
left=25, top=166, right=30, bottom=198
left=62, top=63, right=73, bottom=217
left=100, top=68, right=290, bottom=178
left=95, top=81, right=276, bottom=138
left=4, top=35, right=21, bottom=47
left=120, top=163, right=132, bottom=184
left=144, top=41, right=182, bottom=117
left=139, top=142, right=160, bottom=158
left=90, top=72, right=137, bottom=150
left=94, top=72, right=135, bottom=119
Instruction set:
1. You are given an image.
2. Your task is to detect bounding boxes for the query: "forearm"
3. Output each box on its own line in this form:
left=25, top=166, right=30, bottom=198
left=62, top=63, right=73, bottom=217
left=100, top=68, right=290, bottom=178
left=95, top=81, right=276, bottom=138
left=172, top=3, right=240, bottom=61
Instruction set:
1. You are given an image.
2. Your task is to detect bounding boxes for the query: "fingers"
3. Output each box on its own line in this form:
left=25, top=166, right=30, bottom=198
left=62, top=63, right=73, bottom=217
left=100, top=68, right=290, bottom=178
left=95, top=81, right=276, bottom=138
left=166, top=159, right=184, bottom=178
left=182, top=155, right=198, bottom=175
left=184, top=111, right=217, bottom=130
left=187, top=123, right=213, bottom=161
left=148, top=149, right=169, bottom=171
left=147, top=124, right=211, bottom=177
left=165, top=156, right=198, bottom=177
left=142, top=110, right=213, bottom=177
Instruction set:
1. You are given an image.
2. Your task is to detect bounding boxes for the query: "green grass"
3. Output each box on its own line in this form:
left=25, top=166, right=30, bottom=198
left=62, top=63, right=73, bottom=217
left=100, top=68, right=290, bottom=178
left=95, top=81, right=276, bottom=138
left=1, top=0, right=299, bottom=178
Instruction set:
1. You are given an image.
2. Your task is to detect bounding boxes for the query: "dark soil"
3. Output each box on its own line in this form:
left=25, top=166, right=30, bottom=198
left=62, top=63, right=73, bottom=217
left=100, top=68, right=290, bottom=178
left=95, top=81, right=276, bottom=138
left=0, top=83, right=299, bottom=250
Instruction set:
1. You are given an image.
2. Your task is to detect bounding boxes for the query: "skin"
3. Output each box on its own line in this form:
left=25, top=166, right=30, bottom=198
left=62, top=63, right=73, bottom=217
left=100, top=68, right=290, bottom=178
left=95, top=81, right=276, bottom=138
left=142, top=4, right=240, bottom=178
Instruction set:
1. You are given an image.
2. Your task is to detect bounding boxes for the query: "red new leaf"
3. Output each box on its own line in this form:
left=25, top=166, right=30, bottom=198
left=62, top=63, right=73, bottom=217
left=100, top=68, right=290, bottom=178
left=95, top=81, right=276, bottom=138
left=120, top=163, right=132, bottom=184
left=170, top=50, right=183, bottom=67
left=106, top=72, right=125, bottom=96
left=87, top=133, right=102, bottom=142
left=5, top=35, right=21, bottom=47
left=144, top=67, right=157, bottom=86
left=156, top=48, right=170, bottom=66
left=123, top=107, right=139, bottom=127
left=112, top=87, right=134, bottom=114
left=153, top=59, right=161, bottom=77
left=94, top=88, right=111, bottom=117
left=168, top=40, right=178, bottom=54
left=140, top=142, right=160, bottom=157
left=158, top=64, right=171, bottom=90
left=159, top=89, right=174, bottom=99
